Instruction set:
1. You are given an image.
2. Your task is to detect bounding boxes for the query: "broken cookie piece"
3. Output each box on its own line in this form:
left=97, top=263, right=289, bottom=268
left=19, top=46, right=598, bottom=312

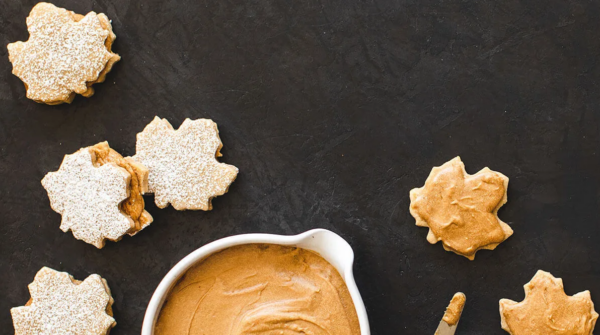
left=500, top=270, right=598, bottom=335
left=41, top=142, right=152, bottom=248
left=409, top=157, right=513, bottom=260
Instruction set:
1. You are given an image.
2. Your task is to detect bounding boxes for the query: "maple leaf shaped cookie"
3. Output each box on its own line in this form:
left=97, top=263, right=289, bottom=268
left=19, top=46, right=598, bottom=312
left=42, top=147, right=135, bottom=248
left=410, top=157, right=513, bottom=260
left=11, top=267, right=116, bottom=335
left=133, top=117, right=239, bottom=210
left=500, top=270, right=598, bottom=335
left=7, top=3, right=120, bottom=104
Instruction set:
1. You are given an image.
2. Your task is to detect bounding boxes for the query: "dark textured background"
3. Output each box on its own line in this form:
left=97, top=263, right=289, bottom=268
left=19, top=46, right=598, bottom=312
left=1, top=0, right=600, bottom=334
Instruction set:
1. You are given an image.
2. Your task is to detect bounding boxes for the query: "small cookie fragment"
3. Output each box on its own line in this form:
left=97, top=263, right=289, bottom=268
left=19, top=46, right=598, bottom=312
left=500, top=270, right=598, bottom=335
left=11, top=267, right=116, bottom=335
left=133, top=116, right=239, bottom=210
left=7, top=2, right=121, bottom=104
left=42, top=142, right=152, bottom=248
left=409, top=157, right=513, bottom=260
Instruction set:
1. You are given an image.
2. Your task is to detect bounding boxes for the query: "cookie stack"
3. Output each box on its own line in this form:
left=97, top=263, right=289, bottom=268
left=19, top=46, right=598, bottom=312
left=41, top=142, right=152, bottom=248
left=7, top=3, right=120, bottom=105
left=12, top=268, right=116, bottom=335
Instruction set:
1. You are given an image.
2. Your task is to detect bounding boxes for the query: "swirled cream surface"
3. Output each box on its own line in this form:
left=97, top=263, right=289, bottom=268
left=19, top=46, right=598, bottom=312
left=154, top=244, right=360, bottom=335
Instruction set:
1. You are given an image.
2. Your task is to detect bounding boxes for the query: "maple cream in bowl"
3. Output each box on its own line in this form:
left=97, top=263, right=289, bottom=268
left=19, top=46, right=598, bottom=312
left=142, top=229, right=370, bottom=335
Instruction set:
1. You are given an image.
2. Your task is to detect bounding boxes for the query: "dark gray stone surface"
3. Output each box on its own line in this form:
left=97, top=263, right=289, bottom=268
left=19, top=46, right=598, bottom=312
left=1, top=0, right=600, bottom=334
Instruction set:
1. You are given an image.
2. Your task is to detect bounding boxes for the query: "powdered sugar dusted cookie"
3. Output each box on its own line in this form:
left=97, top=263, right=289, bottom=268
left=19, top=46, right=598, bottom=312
left=42, top=142, right=152, bottom=248
left=90, top=142, right=153, bottom=235
left=500, top=270, right=598, bottom=335
left=7, top=3, right=120, bottom=104
left=134, top=116, right=239, bottom=210
left=410, top=157, right=513, bottom=260
left=11, top=267, right=116, bottom=335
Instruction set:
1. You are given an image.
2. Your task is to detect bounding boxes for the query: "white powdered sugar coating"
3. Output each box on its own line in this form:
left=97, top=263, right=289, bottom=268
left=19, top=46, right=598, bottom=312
left=7, top=3, right=117, bottom=103
left=133, top=117, right=239, bottom=210
left=41, top=149, right=134, bottom=248
left=11, top=267, right=115, bottom=335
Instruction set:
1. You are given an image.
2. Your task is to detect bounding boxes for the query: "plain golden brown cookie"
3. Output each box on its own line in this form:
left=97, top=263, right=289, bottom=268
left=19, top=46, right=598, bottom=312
left=7, top=3, right=120, bottom=104
left=410, top=157, right=513, bottom=260
left=500, top=270, right=598, bottom=335
left=11, top=267, right=116, bottom=335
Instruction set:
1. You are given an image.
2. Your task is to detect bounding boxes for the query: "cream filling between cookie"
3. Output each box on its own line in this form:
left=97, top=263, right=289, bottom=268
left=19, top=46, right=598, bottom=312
left=89, top=142, right=151, bottom=233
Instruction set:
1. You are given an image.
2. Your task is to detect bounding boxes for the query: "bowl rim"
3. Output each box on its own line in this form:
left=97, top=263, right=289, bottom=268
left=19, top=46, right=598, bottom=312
left=141, top=228, right=370, bottom=335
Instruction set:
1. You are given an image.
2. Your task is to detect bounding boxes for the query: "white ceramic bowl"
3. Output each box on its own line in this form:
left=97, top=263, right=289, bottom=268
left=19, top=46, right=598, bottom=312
left=141, top=228, right=371, bottom=335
